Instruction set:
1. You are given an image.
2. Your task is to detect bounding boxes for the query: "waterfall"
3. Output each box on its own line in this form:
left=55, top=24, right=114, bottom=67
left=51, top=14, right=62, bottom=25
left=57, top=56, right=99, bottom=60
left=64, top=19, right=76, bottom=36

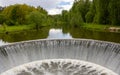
left=1, top=59, right=117, bottom=75
left=0, top=39, right=120, bottom=74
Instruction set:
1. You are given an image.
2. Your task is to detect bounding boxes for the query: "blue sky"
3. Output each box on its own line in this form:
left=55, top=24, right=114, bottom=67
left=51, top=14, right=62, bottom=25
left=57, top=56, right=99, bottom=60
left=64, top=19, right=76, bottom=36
left=0, top=0, right=74, bottom=15
left=59, top=1, right=71, bottom=5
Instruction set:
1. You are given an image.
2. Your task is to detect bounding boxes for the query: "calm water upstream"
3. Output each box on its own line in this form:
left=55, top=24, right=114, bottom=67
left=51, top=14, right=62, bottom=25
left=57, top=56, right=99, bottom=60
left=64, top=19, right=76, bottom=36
left=0, top=27, right=120, bottom=45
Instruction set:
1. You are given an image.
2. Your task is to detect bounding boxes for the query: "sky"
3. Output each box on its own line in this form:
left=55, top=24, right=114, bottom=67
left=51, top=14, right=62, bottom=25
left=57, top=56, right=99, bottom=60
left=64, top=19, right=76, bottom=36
left=0, top=0, right=74, bottom=15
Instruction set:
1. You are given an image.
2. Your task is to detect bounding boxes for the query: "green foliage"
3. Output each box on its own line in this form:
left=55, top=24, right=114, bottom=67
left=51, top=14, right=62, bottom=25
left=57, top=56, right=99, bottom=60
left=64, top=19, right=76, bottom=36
left=37, top=6, right=48, bottom=14
left=26, top=11, right=46, bottom=30
left=60, top=0, right=90, bottom=27
left=82, top=23, right=109, bottom=31
left=2, top=4, right=47, bottom=26
left=51, top=14, right=63, bottom=26
left=0, top=25, right=33, bottom=33
left=44, top=16, right=54, bottom=26
left=94, top=0, right=110, bottom=24
left=85, top=0, right=120, bottom=25
left=2, top=23, right=7, bottom=31
left=0, top=14, right=6, bottom=24
left=108, top=0, right=120, bottom=25
left=0, top=0, right=120, bottom=29
left=60, top=0, right=120, bottom=27
left=85, top=1, right=96, bottom=23
left=71, top=0, right=90, bottom=22
left=91, top=0, right=120, bottom=25
left=85, top=12, right=94, bottom=23
left=69, top=12, right=83, bottom=27
left=62, top=10, right=69, bottom=23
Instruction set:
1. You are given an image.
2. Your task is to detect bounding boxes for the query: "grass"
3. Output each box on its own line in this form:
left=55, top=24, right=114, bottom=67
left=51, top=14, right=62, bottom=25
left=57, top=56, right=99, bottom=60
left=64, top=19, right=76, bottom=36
left=0, top=23, right=120, bottom=33
left=82, top=23, right=120, bottom=31
left=0, top=24, right=33, bottom=33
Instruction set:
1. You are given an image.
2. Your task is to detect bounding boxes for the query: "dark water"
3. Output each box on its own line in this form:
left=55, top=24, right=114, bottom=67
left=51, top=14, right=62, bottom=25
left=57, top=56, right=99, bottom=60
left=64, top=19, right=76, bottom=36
left=0, top=27, right=120, bottom=45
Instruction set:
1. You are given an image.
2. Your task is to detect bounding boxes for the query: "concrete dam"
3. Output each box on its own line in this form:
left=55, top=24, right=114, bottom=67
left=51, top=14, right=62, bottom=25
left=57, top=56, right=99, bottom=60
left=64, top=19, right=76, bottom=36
left=0, top=39, right=120, bottom=75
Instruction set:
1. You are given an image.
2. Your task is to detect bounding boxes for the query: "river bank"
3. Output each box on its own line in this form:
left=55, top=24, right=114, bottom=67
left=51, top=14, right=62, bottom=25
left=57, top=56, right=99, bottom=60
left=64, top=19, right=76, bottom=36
left=0, top=23, right=120, bottom=34
left=0, top=25, right=34, bottom=33
left=82, top=23, right=120, bottom=32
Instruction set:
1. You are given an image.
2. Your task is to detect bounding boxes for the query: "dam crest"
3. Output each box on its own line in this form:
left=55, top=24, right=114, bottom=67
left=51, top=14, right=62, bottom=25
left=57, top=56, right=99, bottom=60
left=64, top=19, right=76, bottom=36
left=0, top=39, right=120, bottom=75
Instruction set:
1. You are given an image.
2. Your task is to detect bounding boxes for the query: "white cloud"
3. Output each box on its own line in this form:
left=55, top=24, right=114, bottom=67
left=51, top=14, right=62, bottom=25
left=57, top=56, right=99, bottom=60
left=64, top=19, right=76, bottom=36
left=0, top=2, right=2, bottom=6
left=58, top=2, right=73, bottom=11
left=63, top=5, right=73, bottom=10
left=0, top=0, right=74, bottom=15
left=48, top=8, right=63, bottom=15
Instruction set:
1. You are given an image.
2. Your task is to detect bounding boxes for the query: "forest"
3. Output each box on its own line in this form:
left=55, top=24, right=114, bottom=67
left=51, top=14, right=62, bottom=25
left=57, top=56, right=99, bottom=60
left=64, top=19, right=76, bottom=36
left=61, top=0, right=120, bottom=27
left=0, top=0, right=120, bottom=31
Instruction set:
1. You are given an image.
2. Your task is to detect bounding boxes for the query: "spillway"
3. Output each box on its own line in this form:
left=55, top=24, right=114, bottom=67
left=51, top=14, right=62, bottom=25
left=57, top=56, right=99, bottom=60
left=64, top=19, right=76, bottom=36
left=0, top=39, right=120, bottom=75
left=1, top=59, right=117, bottom=75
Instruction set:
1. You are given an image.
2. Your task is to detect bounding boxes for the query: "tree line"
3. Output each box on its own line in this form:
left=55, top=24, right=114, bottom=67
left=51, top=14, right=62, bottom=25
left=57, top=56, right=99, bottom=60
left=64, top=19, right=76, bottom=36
left=0, top=4, right=54, bottom=30
left=0, top=0, right=120, bottom=29
left=61, top=0, right=120, bottom=27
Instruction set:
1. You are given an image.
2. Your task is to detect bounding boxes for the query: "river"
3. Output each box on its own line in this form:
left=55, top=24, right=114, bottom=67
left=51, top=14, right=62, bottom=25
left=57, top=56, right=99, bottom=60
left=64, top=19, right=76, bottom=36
left=0, top=27, right=120, bottom=45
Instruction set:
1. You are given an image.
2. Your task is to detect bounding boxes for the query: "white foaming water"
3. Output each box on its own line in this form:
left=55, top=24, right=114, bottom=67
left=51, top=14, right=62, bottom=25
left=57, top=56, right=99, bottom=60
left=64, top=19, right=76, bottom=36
left=0, top=40, right=8, bottom=46
left=1, top=59, right=117, bottom=75
left=0, top=39, right=120, bottom=74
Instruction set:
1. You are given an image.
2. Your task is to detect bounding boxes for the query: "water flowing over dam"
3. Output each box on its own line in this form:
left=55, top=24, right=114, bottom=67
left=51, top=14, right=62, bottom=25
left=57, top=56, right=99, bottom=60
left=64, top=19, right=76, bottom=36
left=1, top=59, right=117, bottom=75
left=0, top=39, right=120, bottom=75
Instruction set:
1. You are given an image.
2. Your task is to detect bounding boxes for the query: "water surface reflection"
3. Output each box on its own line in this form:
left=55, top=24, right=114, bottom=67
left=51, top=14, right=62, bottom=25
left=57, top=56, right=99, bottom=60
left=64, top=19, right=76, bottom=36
left=47, top=29, right=72, bottom=39
left=0, top=27, right=120, bottom=45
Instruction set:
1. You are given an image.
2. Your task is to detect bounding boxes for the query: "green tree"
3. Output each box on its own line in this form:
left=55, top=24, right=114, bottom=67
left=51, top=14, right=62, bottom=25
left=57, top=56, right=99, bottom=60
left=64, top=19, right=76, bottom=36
left=66, top=0, right=85, bottom=27
left=72, top=0, right=90, bottom=22
left=108, top=0, right=120, bottom=25
left=94, top=0, right=110, bottom=24
left=69, top=12, right=83, bottom=27
left=0, top=14, right=6, bottom=24
left=37, top=6, right=47, bottom=14
left=26, top=11, right=46, bottom=30
left=44, top=16, right=54, bottom=26
left=85, top=0, right=96, bottom=23
left=61, top=10, right=69, bottom=25
left=2, top=4, right=47, bottom=25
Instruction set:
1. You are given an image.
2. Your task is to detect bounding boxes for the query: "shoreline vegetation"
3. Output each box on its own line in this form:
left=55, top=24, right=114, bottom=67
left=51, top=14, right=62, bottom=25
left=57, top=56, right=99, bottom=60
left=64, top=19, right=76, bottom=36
left=82, top=23, right=120, bottom=32
left=0, top=23, right=120, bottom=34
left=0, top=24, right=33, bottom=33
left=0, top=24, right=49, bottom=34
left=0, top=0, right=120, bottom=34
